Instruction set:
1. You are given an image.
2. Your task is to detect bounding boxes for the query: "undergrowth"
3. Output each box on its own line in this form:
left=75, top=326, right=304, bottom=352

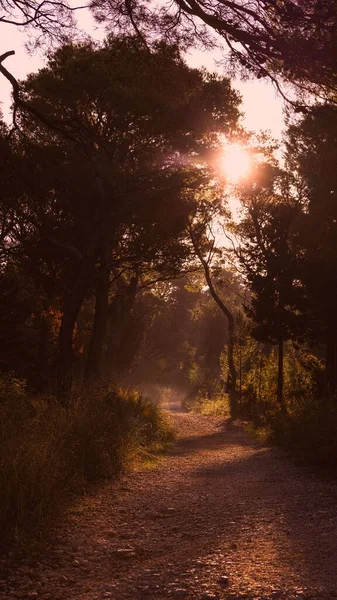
left=247, top=395, right=337, bottom=470
left=0, top=374, right=173, bottom=538
left=185, top=371, right=337, bottom=470
left=184, top=389, right=231, bottom=418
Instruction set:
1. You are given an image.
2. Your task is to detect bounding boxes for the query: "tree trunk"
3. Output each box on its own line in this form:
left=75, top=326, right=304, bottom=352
left=277, top=336, right=284, bottom=406
left=57, top=256, right=96, bottom=403
left=84, top=250, right=111, bottom=381
left=190, top=232, right=238, bottom=417
left=104, top=273, right=138, bottom=375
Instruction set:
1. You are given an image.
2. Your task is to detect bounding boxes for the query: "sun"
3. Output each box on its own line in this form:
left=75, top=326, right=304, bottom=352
left=222, top=143, right=252, bottom=183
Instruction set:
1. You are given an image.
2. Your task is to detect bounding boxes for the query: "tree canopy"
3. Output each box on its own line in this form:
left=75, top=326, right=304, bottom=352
left=2, top=0, right=337, bottom=101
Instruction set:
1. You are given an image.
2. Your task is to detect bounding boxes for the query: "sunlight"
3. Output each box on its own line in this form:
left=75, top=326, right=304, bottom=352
left=222, top=143, right=252, bottom=183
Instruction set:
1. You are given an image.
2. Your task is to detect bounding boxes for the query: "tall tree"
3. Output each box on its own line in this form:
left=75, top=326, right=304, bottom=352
left=286, top=104, right=337, bottom=396
left=234, top=161, right=303, bottom=406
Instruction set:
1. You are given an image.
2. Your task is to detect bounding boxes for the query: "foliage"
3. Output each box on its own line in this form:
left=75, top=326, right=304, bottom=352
left=187, top=389, right=231, bottom=418
left=2, top=0, right=337, bottom=98
left=286, top=103, right=337, bottom=395
left=0, top=38, right=241, bottom=396
left=0, top=377, right=173, bottom=537
left=234, top=162, right=304, bottom=346
left=90, top=0, right=337, bottom=97
left=254, top=398, right=337, bottom=470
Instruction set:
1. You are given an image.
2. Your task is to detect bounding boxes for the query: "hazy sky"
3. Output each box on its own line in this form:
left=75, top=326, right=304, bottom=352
left=0, top=15, right=285, bottom=137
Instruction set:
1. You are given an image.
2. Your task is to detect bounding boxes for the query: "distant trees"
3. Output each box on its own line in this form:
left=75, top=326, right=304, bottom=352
left=127, top=274, right=240, bottom=395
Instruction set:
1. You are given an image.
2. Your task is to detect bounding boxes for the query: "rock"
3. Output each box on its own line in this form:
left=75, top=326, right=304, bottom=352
left=218, top=575, right=229, bottom=589
left=200, top=594, right=220, bottom=600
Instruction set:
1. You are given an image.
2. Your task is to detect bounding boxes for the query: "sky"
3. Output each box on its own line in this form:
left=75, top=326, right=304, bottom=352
left=0, top=14, right=285, bottom=138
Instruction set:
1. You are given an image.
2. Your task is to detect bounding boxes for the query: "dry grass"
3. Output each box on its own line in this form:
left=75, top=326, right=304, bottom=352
left=183, top=388, right=230, bottom=418
left=0, top=375, right=173, bottom=537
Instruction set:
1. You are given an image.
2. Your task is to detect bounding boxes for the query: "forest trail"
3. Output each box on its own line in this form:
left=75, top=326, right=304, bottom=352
left=2, top=408, right=337, bottom=600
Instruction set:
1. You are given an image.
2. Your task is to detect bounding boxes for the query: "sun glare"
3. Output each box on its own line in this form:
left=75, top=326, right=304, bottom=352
left=222, top=143, right=252, bottom=183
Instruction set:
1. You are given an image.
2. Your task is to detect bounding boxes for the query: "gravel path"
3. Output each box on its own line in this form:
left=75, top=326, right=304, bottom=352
left=2, top=406, right=337, bottom=600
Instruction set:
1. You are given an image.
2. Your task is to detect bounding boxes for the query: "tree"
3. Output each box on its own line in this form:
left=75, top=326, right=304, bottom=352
left=286, top=104, right=337, bottom=397
left=234, top=161, right=304, bottom=406
left=2, top=37, right=240, bottom=398
left=186, top=178, right=241, bottom=415
left=189, top=227, right=238, bottom=415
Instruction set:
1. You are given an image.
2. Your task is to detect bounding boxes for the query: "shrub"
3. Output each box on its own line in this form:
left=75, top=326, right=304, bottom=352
left=253, top=396, right=337, bottom=470
left=0, top=377, right=173, bottom=537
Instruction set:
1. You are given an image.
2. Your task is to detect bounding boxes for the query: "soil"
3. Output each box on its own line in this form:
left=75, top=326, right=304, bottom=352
left=1, top=400, right=337, bottom=600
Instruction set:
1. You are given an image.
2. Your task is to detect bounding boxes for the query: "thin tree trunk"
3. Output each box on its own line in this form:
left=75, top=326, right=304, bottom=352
left=277, top=336, right=284, bottom=406
left=190, top=231, right=238, bottom=417
left=84, top=249, right=111, bottom=381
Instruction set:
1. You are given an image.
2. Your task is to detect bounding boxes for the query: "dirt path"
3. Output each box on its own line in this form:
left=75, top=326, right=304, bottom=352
left=2, top=409, right=337, bottom=600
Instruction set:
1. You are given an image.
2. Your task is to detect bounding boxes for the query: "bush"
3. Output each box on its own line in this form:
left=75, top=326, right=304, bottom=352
left=184, top=390, right=230, bottom=417
left=253, top=396, right=337, bottom=470
left=0, top=377, right=173, bottom=537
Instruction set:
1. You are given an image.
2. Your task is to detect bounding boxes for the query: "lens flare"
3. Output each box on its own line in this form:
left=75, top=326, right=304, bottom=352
left=222, top=143, right=252, bottom=182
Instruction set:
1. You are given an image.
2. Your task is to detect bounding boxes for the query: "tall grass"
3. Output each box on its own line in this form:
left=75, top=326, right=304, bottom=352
left=0, top=375, right=173, bottom=537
